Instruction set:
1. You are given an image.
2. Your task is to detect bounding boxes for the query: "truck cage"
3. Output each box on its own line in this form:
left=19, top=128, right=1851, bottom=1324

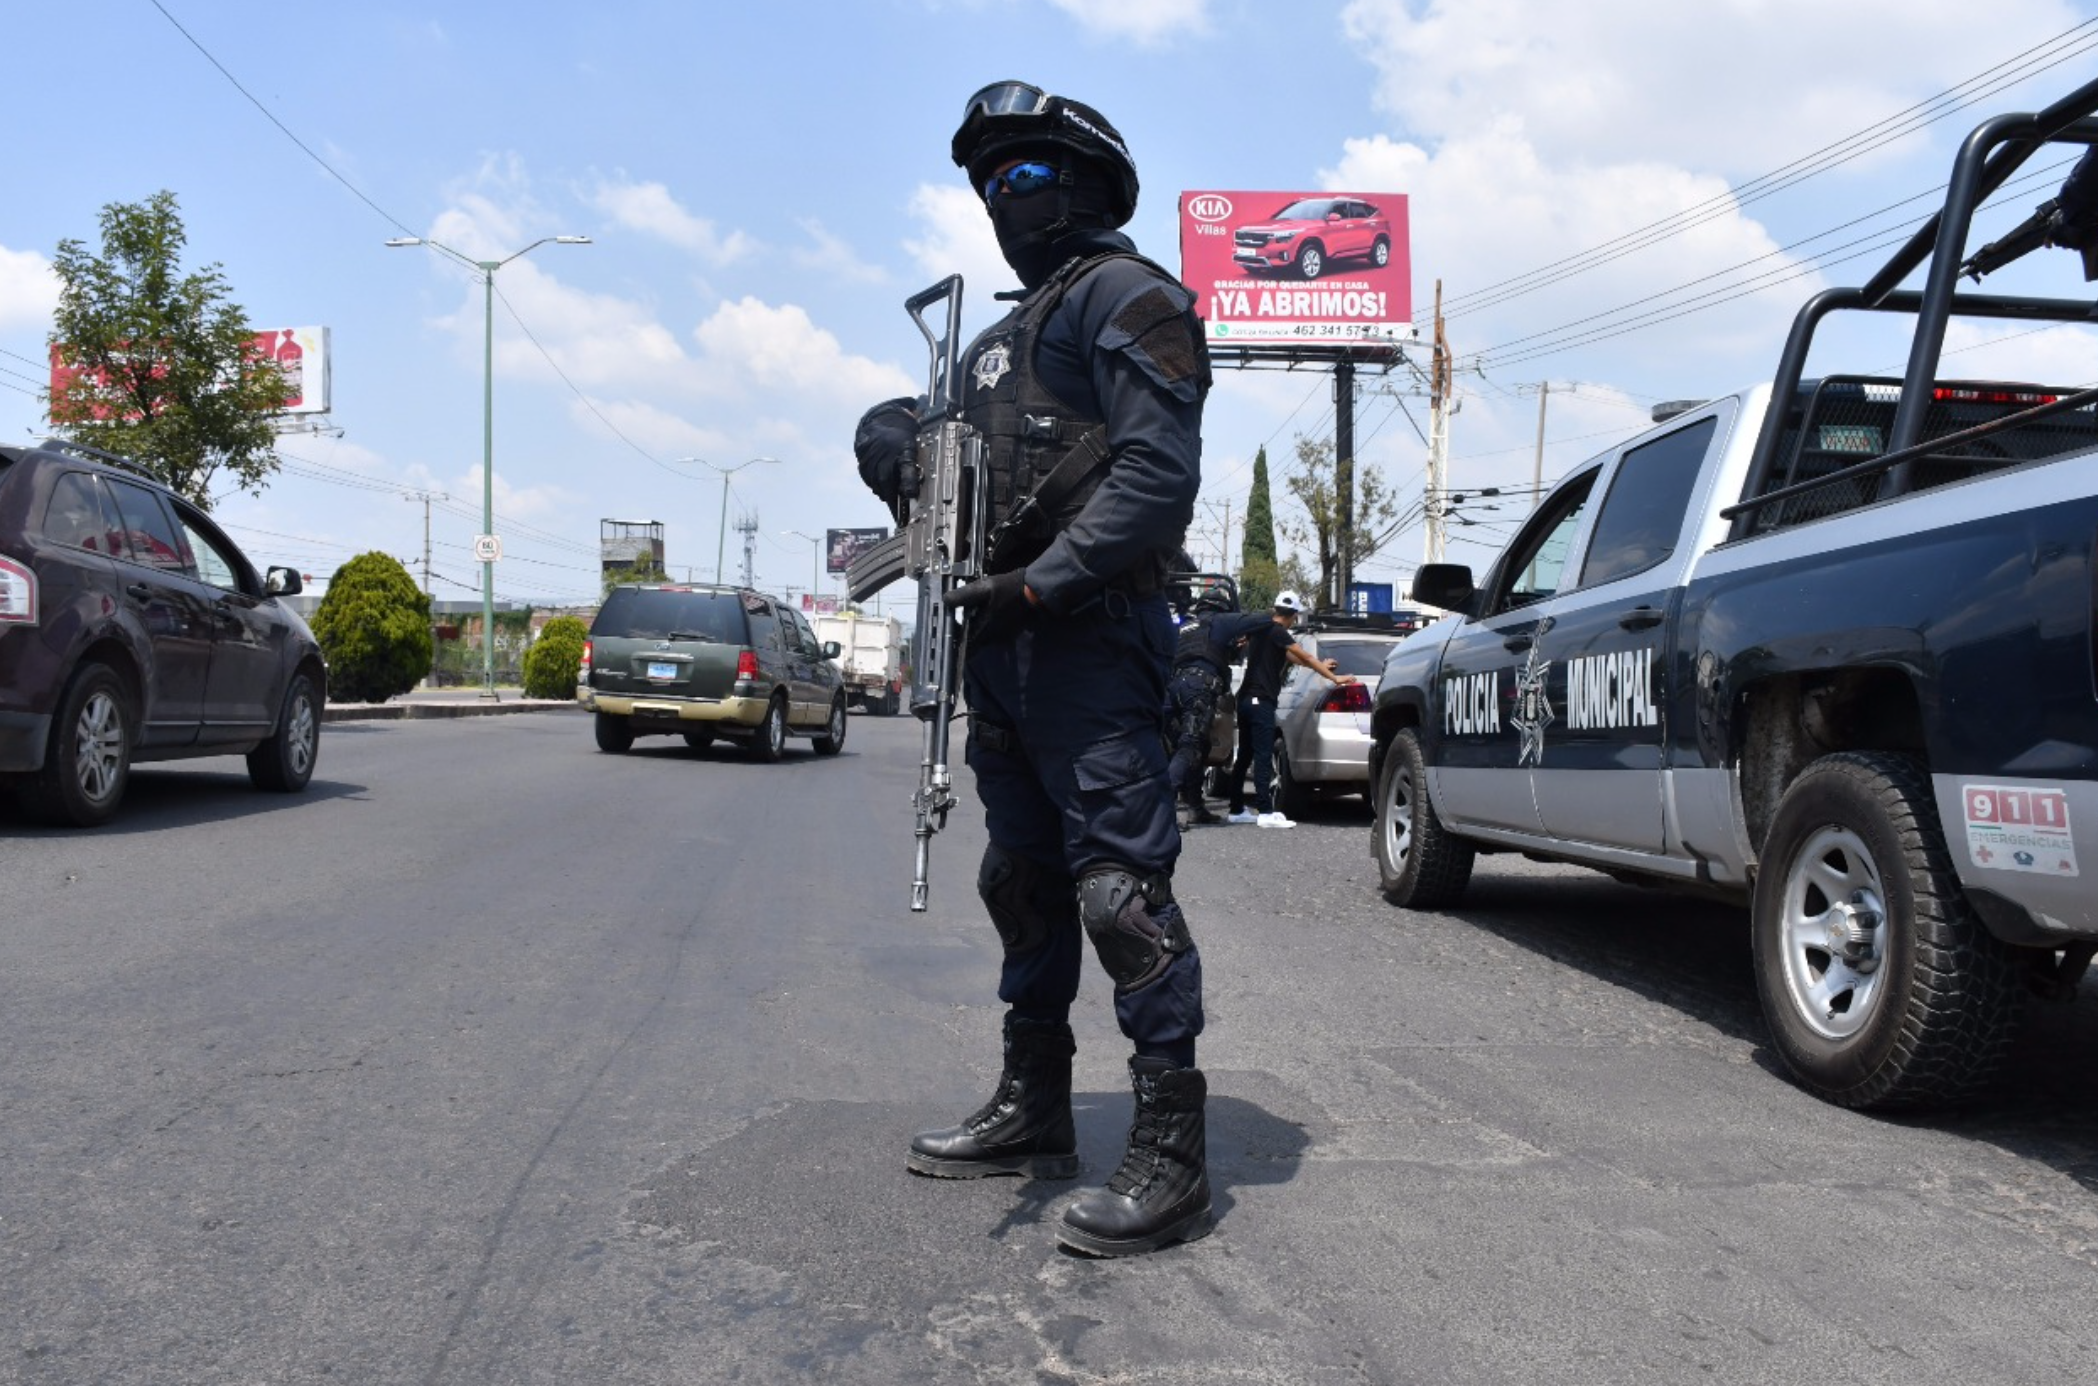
left=1724, top=75, right=2098, bottom=541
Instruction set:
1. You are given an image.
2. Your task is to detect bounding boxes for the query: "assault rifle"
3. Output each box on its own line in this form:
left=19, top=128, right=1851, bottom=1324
left=846, top=276, right=987, bottom=911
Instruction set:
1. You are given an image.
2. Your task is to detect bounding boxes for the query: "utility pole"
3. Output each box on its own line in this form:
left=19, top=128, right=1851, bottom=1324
left=1335, top=358, right=1356, bottom=610
left=735, top=513, right=759, bottom=589
left=1424, top=281, right=1452, bottom=568
left=1532, top=382, right=1550, bottom=512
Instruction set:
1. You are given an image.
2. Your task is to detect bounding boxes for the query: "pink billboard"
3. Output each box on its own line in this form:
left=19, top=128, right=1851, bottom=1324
left=1179, top=191, right=1413, bottom=347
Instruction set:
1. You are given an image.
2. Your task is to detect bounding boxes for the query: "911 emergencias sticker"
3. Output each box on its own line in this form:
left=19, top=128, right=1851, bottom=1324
left=1962, top=784, right=2078, bottom=877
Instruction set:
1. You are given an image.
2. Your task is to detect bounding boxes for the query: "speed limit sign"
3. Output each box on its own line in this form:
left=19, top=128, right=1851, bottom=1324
left=472, top=534, right=503, bottom=562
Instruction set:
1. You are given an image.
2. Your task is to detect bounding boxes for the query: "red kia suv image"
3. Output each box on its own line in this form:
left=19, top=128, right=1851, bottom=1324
left=1232, top=198, right=1392, bottom=281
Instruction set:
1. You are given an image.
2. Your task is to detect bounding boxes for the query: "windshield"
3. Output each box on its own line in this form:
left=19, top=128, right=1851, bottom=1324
left=1273, top=198, right=1341, bottom=220
left=592, top=588, right=747, bottom=642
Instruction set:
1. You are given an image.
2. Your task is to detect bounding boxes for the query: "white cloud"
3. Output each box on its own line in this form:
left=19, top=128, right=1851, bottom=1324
left=902, top=182, right=1019, bottom=312
left=0, top=245, right=58, bottom=332
left=590, top=177, right=753, bottom=263
left=789, top=219, right=889, bottom=284
left=1047, top=0, right=1210, bottom=45
left=692, top=297, right=917, bottom=402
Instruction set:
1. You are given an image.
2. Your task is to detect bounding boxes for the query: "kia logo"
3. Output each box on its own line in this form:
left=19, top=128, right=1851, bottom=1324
left=1187, top=194, right=1233, bottom=223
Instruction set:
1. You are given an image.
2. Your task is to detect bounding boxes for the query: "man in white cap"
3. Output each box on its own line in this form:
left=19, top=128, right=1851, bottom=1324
left=1224, top=591, right=1354, bottom=827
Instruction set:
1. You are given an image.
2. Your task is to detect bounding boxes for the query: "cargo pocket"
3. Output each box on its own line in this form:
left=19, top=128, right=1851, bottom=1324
left=1068, top=729, right=1174, bottom=867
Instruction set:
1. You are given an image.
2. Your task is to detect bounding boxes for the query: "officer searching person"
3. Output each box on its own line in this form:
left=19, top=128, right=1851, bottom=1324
left=1164, top=585, right=1273, bottom=824
left=852, top=82, right=1213, bottom=1256
left=1224, top=591, right=1355, bottom=829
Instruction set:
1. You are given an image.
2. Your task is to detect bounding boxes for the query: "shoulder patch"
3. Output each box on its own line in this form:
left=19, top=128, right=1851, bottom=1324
left=1104, top=285, right=1209, bottom=395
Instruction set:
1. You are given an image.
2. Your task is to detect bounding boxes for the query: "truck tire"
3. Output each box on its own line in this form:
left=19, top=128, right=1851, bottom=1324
left=747, top=694, right=788, bottom=763
left=812, top=696, right=848, bottom=756
left=1751, top=751, right=2021, bottom=1110
left=247, top=671, right=321, bottom=792
left=1373, top=728, right=1474, bottom=908
left=594, top=712, right=634, bottom=754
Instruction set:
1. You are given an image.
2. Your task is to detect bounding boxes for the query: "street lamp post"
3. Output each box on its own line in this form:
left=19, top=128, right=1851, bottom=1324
left=387, top=232, right=591, bottom=698
left=679, top=457, right=780, bottom=584
left=787, top=529, right=823, bottom=605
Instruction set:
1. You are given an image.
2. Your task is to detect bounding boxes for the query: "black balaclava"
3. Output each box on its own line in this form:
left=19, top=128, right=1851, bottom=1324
left=989, top=153, right=1120, bottom=290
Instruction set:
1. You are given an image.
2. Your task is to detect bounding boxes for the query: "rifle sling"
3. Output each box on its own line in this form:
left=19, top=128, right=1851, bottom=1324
left=986, top=426, right=1110, bottom=569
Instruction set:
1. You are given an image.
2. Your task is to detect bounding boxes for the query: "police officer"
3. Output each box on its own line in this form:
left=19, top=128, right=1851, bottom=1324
left=853, top=82, right=1213, bottom=1257
left=1165, top=587, right=1271, bottom=823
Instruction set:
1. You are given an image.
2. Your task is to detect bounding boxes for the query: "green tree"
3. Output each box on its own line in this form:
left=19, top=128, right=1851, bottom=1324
left=523, top=615, right=588, bottom=699
left=1279, top=434, right=1402, bottom=610
left=601, top=558, right=666, bottom=597
left=312, top=553, right=433, bottom=704
left=45, top=190, right=291, bottom=508
left=1238, top=445, right=1281, bottom=610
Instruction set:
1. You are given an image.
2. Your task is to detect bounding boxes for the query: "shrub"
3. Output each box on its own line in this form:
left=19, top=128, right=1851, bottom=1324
left=523, top=615, right=588, bottom=700
left=311, top=553, right=432, bottom=703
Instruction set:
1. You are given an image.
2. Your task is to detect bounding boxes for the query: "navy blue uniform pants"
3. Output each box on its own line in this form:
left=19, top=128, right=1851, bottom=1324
left=1164, top=663, right=1225, bottom=807
left=963, top=592, right=1203, bottom=1054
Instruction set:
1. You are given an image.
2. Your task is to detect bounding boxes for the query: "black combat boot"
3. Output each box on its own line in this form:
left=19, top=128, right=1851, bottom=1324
left=1057, top=1056, right=1212, bottom=1256
left=907, top=1016, right=1079, bottom=1179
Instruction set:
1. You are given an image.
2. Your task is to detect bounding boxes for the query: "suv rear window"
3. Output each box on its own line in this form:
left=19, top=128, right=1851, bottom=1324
left=592, top=588, right=750, bottom=643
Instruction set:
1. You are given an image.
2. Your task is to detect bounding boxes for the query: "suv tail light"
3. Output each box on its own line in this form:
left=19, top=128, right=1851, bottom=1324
left=1320, top=682, right=1372, bottom=713
left=0, top=555, right=36, bottom=625
left=579, top=638, right=593, bottom=680
left=736, top=650, right=761, bottom=681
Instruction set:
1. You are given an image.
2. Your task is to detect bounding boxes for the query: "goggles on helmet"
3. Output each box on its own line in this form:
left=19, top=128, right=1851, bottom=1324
left=981, top=160, right=1060, bottom=206
left=962, top=81, right=1052, bottom=121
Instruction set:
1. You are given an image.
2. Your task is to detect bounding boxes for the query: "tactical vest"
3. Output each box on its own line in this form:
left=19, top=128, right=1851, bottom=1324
left=1173, top=615, right=1219, bottom=671
left=958, top=249, right=1180, bottom=576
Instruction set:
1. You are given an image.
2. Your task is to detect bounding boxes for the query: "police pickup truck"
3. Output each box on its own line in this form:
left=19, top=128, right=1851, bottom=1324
left=1368, top=78, right=2098, bottom=1111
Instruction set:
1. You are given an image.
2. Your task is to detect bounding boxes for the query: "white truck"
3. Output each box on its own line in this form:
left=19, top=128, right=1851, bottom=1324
left=813, top=611, right=905, bottom=715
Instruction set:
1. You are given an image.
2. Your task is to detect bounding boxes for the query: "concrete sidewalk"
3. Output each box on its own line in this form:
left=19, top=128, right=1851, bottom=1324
left=323, top=688, right=582, bottom=723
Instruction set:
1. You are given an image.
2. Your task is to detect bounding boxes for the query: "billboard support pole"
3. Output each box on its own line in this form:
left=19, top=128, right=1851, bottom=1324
left=1335, top=357, right=1356, bottom=610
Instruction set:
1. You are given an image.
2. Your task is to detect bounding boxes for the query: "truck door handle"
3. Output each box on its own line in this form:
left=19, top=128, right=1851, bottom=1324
left=126, top=583, right=153, bottom=601
left=1502, top=634, right=1533, bottom=653
left=1618, top=608, right=1664, bottom=631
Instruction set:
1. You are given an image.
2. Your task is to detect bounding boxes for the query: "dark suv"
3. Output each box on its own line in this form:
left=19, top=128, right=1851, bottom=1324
left=577, top=583, right=848, bottom=759
left=0, top=439, right=326, bottom=826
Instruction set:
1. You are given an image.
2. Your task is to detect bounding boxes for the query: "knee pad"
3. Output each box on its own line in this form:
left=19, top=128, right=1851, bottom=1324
left=1077, top=865, right=1193, bottom=992
left=978, top=845, right=1076, bottom=955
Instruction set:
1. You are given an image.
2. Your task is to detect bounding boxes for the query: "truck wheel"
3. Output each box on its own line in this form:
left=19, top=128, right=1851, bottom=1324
left=812, top=696, right=848, bottom=756
left=1751, top=751, right=2021, bottom=1110
left=747, top=695, right=788, bottom=762
left=247, top=671, right=321, bottom=792
left=1275, top=739, right=1312, bottom=818
left=594, top=712, right=635, bottom=754
left=1372, top=728, right=1474, bottom=908
left=27, top=662, right=133, bottom=827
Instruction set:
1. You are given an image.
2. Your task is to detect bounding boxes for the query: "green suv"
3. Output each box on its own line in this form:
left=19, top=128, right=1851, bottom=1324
left=577, top=584, right=848, bottom=760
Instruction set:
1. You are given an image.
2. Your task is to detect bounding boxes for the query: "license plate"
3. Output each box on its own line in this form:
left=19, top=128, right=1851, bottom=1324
left=646, top=661, right=677, bottom=680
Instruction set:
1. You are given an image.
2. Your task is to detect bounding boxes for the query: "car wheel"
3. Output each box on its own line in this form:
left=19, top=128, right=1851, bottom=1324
left=1275, top=738, right=1312, bottom=818
left=1371, top=236, right=1390, bottom=268
left=247, top=670, right=321, bottom=792
left=594, top=712, right=635, bottom=754
left=27, top=662, right=132, bottom=827
left=748, top=694, right=788, bottom=762
left=681, top=730, right=716, bottom=750
left=1295, top=242, right=1325, bottom=280
left=813, top=696, right=848, bottom=756
left=1750, top=752, right=2021, bottom=1109
left=1372, top=728, right=1474, bottom=908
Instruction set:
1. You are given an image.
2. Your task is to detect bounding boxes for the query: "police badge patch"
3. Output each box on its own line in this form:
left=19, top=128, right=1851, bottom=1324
left=972, top=342, right=1012, bottom=392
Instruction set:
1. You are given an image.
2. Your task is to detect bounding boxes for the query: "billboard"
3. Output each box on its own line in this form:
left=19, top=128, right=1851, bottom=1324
left=1179, top=192, right=1412, bottom=347
left=49, top=325, right=333, bottom=418
left=826, top=527, right=887, bottom=575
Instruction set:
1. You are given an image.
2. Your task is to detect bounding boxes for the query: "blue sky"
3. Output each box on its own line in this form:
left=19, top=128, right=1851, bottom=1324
left=6, top=0, right=2098, bottom=606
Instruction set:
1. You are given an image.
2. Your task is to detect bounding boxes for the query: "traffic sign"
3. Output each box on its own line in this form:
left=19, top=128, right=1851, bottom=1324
left=472, top=534, right=503, bottom=562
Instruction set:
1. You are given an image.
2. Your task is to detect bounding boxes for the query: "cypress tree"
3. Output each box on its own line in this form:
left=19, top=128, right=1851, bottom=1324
left=1239, top=446, right=1280, bottom=610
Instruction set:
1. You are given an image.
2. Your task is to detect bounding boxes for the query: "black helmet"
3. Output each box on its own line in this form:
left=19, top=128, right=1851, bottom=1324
left=1193, top=588, right=1234, bottom=615
left=951, top=81, right=1139, bottom=227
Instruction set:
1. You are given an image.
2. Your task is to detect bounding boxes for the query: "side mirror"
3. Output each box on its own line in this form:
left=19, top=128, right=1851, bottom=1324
left=822, top=640, right=842, bottom=659
left=265, top=566, right=303, bottom=597
left=1411, top=563, right=1474, bottom=614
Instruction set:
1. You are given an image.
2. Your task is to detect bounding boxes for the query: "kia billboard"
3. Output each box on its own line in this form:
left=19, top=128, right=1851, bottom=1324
left=1179, top=192, right=1412, bottom=347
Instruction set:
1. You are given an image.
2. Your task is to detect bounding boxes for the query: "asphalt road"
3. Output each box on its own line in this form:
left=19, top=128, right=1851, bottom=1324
left=5, top=710, right=2098, bottom=1385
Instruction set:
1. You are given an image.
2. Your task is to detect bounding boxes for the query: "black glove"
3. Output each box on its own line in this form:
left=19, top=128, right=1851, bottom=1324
left=854, top=397, right=919, bottom=506
left=947, top=569, right=1034, bottom=641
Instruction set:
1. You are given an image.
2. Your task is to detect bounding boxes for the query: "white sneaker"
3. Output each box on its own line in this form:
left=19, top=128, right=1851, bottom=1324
left=1225, top=809, right=1259, bottom=825
left=1257, top=811, right=1297, bottom=829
